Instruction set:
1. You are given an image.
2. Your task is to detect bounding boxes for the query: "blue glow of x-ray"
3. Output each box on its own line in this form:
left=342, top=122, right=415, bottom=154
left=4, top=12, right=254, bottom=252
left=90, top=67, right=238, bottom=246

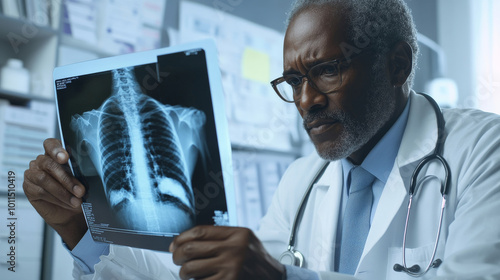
left=70, top=67, right=208, bottom=234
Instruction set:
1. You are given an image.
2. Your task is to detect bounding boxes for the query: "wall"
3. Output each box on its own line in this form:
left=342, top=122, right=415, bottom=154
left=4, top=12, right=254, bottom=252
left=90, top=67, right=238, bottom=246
left=405, top=0, right=440, bottom=93
left=168, top=0, right=440, bottom=93
left=437, top=0, right=500, bottom=111
left=437, top=0, right=476, bottom=107
left=164, top=0, right=291, bottom=33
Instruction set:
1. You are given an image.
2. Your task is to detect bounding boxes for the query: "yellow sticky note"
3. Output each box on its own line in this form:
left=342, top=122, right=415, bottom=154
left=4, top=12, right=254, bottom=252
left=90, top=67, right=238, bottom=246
left=241, top=48, right=271, bottom=84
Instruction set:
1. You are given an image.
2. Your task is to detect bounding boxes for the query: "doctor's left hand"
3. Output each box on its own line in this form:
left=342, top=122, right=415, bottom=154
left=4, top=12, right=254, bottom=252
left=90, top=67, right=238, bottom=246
left=170, top=225, right=285, bottom=280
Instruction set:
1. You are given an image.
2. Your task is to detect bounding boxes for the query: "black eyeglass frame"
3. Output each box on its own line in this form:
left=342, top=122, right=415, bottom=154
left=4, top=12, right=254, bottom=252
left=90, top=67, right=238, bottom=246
left=270, top=51, right=371, bottom=103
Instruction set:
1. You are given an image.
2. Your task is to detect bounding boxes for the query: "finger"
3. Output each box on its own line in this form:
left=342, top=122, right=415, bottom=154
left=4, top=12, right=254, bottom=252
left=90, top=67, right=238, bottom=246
left=24, top=163, right=83, bottom=208
left=172, top=240, right=223, bottom=265
left=43, top=138, right=69, bottom=164
left=23, top=177, right=82, bottom=210
left=32, top=155, right=85, bottom=198
left=30, top=199, right=77, bottom=223
left=178, top=257, right=227, bottom=280
left=28, top=185, right=83, bottom=215
left=170, top=226, right=237, bottom=252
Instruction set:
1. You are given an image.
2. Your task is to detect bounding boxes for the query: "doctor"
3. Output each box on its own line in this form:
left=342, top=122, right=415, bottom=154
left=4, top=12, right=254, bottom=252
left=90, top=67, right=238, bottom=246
left=23, top=0, right=500, bottom=279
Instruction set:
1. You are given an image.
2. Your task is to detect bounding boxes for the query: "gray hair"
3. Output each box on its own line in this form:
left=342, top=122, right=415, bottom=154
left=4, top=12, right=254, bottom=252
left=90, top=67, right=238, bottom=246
left=286, top=0, right=419, bottom=90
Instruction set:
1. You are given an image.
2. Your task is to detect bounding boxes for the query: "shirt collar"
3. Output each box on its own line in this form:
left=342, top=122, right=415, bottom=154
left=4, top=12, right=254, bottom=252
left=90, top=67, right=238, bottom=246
left=341, top=98, right=411, bottom=184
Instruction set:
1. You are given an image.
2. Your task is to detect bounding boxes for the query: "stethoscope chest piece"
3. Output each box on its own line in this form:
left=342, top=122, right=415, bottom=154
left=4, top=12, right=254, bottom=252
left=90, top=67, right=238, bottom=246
left=279, top=246, right=305, bottom=268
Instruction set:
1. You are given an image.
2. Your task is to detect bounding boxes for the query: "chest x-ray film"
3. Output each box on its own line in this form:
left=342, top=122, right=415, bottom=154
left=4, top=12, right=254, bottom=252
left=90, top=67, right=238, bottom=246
left=53, top=40, right=235, bottom=251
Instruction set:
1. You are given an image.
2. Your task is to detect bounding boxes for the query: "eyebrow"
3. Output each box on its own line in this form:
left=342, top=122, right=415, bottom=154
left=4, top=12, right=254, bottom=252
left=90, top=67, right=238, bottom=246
left=282, top=68, right=301, bottom=76
left=282, top=56, right=343, bottom=76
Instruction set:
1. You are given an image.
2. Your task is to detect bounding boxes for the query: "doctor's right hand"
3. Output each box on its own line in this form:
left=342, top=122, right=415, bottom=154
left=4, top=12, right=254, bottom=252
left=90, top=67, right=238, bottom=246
left=23, top=138, right=88, bottom=250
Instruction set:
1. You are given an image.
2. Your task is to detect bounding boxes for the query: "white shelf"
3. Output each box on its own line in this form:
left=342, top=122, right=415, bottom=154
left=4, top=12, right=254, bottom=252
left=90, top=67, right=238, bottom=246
left=60, top=34, right=118, bottom=58
left=0, top=88, right=53, bottom=104
left=0, top=14, right=58, bottom=38
left=0, top=14, right=59, bottom=99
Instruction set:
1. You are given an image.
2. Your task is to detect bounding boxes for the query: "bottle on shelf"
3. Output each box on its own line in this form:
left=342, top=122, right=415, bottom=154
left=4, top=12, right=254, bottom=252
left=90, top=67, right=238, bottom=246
left=0, top=58, right=31, bottom=94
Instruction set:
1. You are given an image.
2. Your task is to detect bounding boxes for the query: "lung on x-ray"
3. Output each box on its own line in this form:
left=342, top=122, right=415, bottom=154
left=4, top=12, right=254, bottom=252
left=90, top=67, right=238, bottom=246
left=54, top=44, right=234, bottom=251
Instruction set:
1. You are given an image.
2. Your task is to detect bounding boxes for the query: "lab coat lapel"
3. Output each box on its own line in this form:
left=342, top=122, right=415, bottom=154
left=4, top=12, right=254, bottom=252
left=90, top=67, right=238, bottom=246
left=396, top=91, right=438, bottom=167
left=361, top=163, right=406, bottom=259
left=359, top=92, right=438, bottom=267
left=305, top=160, right=343, bottom=271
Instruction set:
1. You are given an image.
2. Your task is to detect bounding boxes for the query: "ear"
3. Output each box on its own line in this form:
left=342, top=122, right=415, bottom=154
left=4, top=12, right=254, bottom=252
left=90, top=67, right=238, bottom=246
left=388, top=41, right=413, bottom=87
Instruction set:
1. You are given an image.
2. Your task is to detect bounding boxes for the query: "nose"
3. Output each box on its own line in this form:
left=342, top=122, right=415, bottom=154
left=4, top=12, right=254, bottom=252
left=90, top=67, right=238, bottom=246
left=297, top=80, right=327, bottom=113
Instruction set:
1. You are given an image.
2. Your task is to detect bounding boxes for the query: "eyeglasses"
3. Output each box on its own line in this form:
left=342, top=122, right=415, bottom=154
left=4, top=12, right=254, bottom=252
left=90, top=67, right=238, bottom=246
left=270, top=51, right=369, bottom=103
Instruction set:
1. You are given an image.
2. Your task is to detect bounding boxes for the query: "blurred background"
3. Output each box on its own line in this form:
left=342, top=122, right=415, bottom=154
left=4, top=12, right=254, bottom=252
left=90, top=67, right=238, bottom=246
left=0, top=0, right=498, bottom=279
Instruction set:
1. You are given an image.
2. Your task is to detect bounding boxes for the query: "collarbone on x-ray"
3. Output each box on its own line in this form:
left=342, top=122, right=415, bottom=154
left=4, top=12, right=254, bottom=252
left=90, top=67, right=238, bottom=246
left=70, top=66, right=208, bottom=233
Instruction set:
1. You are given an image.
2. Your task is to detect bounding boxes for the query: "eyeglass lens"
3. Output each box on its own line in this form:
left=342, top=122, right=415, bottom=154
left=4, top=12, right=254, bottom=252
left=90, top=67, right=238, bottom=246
left=275, top=61, right=343, bottom=102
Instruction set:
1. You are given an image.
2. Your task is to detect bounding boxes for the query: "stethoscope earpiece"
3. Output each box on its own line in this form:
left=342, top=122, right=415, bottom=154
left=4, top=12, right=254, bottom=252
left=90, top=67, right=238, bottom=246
left=393, top=263, right=404, bottom=272
left=432, top=259, right=442, bottom=268
left=393, top=258, right=442, bottom=275
left=393, top=263, right=421, bottom=273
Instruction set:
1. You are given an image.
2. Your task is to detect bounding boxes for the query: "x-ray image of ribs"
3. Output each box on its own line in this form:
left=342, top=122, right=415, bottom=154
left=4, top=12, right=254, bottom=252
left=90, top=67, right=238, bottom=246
left=70, top=67, right=208, bottom=233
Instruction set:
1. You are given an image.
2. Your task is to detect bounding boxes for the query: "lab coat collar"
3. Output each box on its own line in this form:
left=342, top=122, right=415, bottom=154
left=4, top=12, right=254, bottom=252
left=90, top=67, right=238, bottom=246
left=315, top=159, right=339, bottom=186
left=397, top=91, right=439, bottom=167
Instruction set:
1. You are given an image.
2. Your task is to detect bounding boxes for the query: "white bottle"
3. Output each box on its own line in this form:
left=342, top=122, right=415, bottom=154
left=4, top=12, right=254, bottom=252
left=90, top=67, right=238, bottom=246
left=0, top=58, right=31, bottom=94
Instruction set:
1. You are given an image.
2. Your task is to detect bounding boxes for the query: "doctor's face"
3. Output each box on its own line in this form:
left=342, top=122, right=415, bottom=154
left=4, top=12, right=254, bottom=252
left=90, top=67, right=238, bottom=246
left=283, top=4, right=397, bottom=162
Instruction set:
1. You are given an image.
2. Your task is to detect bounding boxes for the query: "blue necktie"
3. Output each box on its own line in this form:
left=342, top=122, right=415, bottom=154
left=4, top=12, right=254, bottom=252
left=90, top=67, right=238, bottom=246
left=338, top=166, right=375, bottom=274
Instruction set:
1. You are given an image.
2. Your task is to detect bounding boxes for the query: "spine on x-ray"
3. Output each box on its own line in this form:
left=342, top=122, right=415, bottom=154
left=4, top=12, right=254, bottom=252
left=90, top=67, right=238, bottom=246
left=98, top=67, right=191, bottom=231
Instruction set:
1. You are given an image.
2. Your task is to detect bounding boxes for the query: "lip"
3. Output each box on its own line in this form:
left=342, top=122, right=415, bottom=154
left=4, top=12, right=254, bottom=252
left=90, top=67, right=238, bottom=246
left=306, top=119, right=339, bottom=135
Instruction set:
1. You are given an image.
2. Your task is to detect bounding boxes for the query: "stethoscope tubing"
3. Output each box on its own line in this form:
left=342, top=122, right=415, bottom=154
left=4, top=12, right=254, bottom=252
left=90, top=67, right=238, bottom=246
left=400, top=192, right=446, bottom=277
left=397, top=93, right=450, bottom=276
left=287, top=161, right=330, bottom=247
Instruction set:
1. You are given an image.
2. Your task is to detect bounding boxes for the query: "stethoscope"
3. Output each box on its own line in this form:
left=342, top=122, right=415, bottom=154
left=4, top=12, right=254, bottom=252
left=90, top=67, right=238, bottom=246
left=279, top=93, right=450, bottom=277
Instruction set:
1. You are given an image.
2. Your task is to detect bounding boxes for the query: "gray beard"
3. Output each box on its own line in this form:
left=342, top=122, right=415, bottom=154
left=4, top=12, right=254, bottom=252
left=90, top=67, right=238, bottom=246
left=304, top=58, right=397, bottom=161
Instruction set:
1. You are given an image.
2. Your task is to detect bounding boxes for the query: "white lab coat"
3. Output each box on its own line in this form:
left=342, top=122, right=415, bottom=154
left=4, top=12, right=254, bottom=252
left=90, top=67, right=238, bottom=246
left=258, top=92, right=500, bottom=279
left=73, top=92, right=500, bottom=279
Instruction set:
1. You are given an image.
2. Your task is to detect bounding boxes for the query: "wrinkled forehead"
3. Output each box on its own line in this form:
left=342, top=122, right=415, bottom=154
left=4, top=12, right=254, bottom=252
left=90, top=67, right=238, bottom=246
left=283, top=4, right=350, bottom=69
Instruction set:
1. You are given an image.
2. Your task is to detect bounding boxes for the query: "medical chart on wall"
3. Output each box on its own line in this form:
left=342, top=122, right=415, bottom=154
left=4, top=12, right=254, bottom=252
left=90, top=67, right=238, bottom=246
left=63, top=0, right=166, bottom=54
left=179, top=1, right=300, bottom=152
left=232, top=150, right=295, bottom=231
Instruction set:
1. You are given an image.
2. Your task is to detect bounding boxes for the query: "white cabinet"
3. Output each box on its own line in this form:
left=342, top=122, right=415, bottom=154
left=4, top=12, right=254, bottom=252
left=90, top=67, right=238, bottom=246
left=0, top=4, right=60, bottom=280
left=0, top=198, right=45, bottom=280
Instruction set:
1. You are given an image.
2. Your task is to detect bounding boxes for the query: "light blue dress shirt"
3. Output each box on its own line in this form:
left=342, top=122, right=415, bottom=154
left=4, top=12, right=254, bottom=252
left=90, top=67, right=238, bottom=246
left=70, top=230, right=109, bottom=274
left=70, top=99, right=410, bottom=278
